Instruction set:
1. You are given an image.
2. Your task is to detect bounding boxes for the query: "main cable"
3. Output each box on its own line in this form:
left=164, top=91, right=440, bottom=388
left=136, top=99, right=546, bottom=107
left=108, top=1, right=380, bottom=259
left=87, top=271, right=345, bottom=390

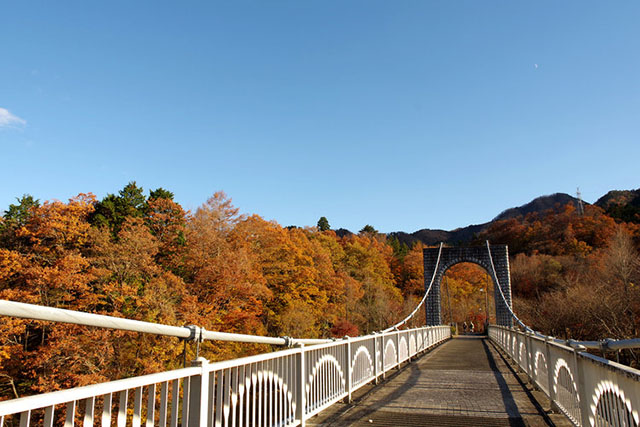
left=381, top=242, right=444, bottom=332
left=485, top=240, right=533, bottom=333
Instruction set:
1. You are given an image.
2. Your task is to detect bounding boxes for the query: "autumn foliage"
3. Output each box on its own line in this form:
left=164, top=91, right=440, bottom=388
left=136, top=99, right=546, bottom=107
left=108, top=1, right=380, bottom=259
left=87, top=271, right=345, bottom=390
left=479, top=202, right=640, bottom=366
left=0, top=184, right=409, bottom=400
left=2, top=186, right=640, bottom=399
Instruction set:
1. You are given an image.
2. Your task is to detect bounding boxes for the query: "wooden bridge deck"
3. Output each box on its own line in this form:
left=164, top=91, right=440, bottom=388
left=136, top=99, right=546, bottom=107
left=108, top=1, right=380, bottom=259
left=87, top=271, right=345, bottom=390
left=312, top=336, right=571, bottom=427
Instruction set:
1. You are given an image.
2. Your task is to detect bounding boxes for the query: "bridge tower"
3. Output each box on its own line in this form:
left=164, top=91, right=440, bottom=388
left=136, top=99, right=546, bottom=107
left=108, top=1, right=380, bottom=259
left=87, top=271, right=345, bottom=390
left=424, top=245, right=513, bottom=327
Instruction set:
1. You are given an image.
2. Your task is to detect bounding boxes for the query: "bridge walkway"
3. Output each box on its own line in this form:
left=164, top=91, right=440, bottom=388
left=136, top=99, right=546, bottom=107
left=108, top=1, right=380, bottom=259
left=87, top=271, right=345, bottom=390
left=313, top=336, right=571, bottom=427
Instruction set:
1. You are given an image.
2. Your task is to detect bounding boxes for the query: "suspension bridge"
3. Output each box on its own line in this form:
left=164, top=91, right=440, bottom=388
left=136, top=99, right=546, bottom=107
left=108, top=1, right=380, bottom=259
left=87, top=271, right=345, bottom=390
left=0, top=242, right=639, bottom=426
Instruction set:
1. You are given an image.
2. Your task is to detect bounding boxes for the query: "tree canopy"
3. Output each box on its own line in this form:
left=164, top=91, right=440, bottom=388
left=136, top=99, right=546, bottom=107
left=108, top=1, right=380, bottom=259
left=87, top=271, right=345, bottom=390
left=317, top=216, right=330, bottom=231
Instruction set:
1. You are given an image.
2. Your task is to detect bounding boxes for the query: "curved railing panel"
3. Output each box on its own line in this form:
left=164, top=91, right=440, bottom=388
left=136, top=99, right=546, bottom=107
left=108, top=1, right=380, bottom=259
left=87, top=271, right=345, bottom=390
left=398, top=335, right=409, bottom=363
left=384, top=337, right=398, bottom=370
left=0, top=326, right=450, bottom=426
left=534, top=351, right=549, bottom=395
left=351, top=339, right=375, bottom=389
left=489, top=325, right=640, bottom=427
left=409, top=334, right=417, bottom=356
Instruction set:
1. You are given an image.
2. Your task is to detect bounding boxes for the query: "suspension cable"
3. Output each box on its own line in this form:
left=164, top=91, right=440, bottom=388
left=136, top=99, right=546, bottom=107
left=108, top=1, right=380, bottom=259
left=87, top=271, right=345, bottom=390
left=381, top=242, right=444, bottom=332
left=484, top=241, right=640, bottom=349
left=484, top=240, right=533, bottom=332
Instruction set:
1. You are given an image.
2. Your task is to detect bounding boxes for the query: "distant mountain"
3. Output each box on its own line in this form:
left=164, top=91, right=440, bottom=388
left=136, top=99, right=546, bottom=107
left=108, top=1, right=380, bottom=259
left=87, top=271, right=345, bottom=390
left=594, top=189, right=640, bottom=223
left=388, top=193, right=584, bottom=247
left=493, top=193, right=583, bottom=221
left=594, top=189, right=640, bottom=210
left=336, top=190, right=638, bottom=247
left=334, top=228, right=354, bottom=238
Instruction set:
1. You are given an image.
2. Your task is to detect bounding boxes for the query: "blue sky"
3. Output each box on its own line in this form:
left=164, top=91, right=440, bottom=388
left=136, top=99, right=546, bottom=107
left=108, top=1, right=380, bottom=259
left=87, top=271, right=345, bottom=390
left=1, top=1, right=639, bottom=233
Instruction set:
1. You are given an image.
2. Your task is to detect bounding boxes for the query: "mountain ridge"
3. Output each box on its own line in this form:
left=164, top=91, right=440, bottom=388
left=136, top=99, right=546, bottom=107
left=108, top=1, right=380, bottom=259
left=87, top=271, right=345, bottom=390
left=332, top=189, right=639, bottom=246
left=333, top=189, right=640, bottom=247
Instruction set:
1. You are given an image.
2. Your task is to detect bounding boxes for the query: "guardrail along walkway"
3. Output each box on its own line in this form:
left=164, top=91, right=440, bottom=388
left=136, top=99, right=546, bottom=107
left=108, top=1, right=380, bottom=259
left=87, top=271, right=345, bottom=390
left=319, top=336, right=568, bottom=427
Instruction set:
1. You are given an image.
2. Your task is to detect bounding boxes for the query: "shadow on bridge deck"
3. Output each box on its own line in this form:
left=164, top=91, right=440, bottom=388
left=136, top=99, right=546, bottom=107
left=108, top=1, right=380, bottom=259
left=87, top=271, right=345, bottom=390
left=312, top=336, right=571, bottom=427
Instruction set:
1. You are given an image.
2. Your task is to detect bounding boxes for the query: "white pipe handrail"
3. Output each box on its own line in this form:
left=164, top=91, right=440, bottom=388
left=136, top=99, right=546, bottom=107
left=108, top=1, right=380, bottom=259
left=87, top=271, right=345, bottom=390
left=484, top=241, right=640, bottom=350
left=0, top=325, right=452, bottom=424
left=489, top=325, right=640, bottom=427
left=0, top=300, right=330, bottom=346
left=0, top=366, right=201, bottom=416
left=539, top=335, right=640, bottom=351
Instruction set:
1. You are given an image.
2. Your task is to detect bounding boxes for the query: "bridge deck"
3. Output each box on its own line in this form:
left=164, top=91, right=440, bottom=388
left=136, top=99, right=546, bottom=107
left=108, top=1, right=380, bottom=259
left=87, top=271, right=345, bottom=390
left=314, top=336, right=571, bottom=426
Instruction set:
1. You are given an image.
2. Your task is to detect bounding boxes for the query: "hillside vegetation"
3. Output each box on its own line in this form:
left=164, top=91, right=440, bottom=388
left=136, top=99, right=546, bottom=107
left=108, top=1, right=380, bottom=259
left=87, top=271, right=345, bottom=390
left=0, top=183, right=429, bottom=400
left=1, top=184, right=639, bottom=399
left=480, top=198, right=640, bottom=366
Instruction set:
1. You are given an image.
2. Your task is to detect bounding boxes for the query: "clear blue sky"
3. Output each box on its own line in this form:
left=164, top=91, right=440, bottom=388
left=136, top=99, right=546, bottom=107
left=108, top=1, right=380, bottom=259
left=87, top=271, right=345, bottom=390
left=1, top=1, right=639, bottom=233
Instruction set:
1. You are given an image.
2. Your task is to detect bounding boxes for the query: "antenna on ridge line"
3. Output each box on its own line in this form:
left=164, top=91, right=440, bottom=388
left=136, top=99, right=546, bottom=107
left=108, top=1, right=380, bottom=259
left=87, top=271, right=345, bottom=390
left=576, top=187, right=585, bottom=216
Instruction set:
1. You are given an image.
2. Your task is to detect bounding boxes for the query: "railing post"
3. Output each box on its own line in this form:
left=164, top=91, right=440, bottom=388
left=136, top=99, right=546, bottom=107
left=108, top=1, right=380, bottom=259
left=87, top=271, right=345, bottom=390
left=527, top=331, right=536, bottom=385
left=373, top=333, right=379, bottom=384
left=188, top=357, right=210, bottom=427
left=545, top=336, right=558, bottom=413
left=395, top=330, right=401, bottom=369
left=345, top=336, right=352, bottom=402
left=573, top=347, right=591, bottom=427
left=296, top=344, right=306, bottom=427
left=381, top=333, right=386, bottom=379
left=522, top=331, right=531, bottom=377
left=510, top=327, right=516, bottom=357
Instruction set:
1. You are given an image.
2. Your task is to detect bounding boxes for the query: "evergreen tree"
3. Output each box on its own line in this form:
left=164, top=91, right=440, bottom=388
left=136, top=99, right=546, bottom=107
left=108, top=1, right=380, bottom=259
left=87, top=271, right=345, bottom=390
left=149, top=188, right=174, bottom=201
left=0, top=194, right=40, bottom=246
left=317, top=216, right=330, bottom=231
left=91, top=181, right=147, bottom=235
left=388, top=235, right=409, bottom=259
left=2, top=194, right=39, bottom=229
left=359, top=224, right=378, bottom=234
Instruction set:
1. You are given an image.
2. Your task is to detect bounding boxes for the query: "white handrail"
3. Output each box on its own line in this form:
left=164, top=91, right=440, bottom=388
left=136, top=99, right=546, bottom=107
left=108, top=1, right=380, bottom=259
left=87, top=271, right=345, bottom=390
left=0, top=325, right=452, bottom=424
left=0, top=300, right=330, bottom=346
left=0, top=367, right=201, bottom=416
left=489, top=325, right=640, bottom=427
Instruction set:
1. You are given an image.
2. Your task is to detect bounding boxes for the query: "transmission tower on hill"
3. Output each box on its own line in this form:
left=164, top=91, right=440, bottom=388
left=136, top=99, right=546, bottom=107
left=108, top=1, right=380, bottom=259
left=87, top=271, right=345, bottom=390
left=576, top=187, right=585, bottom=215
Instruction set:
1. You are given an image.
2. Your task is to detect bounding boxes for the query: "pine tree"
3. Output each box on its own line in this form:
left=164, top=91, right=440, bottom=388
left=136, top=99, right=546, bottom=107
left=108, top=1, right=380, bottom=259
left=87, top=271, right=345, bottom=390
left=317, top=216, right=330, bottom=231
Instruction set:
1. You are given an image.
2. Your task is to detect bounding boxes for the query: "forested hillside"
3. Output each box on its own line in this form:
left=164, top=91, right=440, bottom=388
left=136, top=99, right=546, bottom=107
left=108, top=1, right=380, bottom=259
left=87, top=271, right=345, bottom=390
left=1, top=184, right=640, bottom=399
left=0, top=183, right=427, bottom=400
left=479, top=200, right=640, bottom=365
left=388, top=193, right=584, bottom=246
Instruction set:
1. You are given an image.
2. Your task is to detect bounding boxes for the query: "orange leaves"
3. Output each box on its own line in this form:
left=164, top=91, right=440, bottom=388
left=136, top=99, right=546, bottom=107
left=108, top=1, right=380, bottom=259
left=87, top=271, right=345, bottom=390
left=0, top=249, right=24, bottom=282
left=145, top=197, right=186, bottom=268
left=0, top=187, right=434, bottom=398
left=182, top=199, right=269, bottom=333
left=441, top=262, right=493, bottom=325
left=395, top=242, right=425, bottom=296
left=17, top=194, right=96, bottom=258
left=483, top=202, right=621, bottom=257
left=339, top=234, right=402, bottom=332
left=92, top=217, right=160, bottom=282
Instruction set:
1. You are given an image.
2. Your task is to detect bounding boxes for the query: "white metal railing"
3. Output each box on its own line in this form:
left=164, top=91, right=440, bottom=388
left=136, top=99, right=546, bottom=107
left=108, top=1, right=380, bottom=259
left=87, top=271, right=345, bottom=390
left=0, top=326, right=450, bottom=426
left=0, top=300, right=329, bottom=347
left=489, top=325, right=640, bottom=427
